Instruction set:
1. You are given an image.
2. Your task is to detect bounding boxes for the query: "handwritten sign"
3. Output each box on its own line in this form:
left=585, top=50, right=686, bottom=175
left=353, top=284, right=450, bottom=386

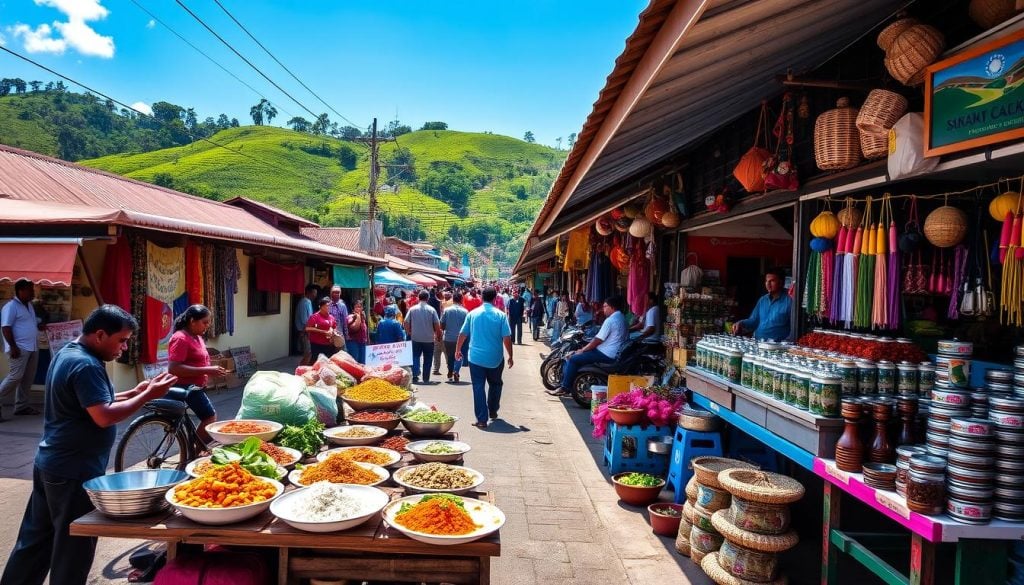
left=824, top=462, right=850, bottom=485
left=875, top=491, right=911, bottom=520
left=229, top=346, right=257, bottom=377
left=366, top=341, right=412, bottom=367
left=45, top=320, right=82, bottom=354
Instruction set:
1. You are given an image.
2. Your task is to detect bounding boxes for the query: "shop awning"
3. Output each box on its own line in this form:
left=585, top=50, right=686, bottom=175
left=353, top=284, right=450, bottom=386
left=374, top=268, right=417, bottom=287
left=332, top=265, right=370, bottom=289
left=405, top=272, right=438, bottom=287
left=0, top=238, right=81, bottom=286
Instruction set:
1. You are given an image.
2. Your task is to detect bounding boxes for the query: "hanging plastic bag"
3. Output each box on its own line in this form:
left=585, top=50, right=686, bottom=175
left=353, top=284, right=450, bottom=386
left=307, top=380, right=339, bottom=426
left=888, top=113, right=939, bottom=180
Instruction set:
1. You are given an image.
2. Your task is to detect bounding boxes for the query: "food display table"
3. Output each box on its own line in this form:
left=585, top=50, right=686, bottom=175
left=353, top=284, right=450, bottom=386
left=684, top=368, right=1023, bottom=585
left=70, top=488, right=499, bottom=585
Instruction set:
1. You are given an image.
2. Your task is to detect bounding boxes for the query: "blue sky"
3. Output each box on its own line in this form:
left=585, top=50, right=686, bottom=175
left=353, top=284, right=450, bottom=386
left=0, top=0, right=648, bottom=146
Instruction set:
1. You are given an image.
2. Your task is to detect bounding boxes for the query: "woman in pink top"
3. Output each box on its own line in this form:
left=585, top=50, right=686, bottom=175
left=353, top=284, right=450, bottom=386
left=306, top=297, right=338, bottom=360
left=168, top=305, right=226, bottom=445
left=346, top=301, right=369, bottom=364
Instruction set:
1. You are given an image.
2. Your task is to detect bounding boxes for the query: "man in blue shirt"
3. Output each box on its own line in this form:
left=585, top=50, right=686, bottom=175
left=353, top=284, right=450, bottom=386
left=506, top=289, right=526, bottom=345
left=375, top=306, right=406, bottom=344
left=731, top=268, right=793, bottom=341
left=2, top=305, right=178, bottom=585
left=455, top=287, right=513, bottom=428
left=295, top=284, right=317, bottom=365
left=549, top=295, right=628, bottom=397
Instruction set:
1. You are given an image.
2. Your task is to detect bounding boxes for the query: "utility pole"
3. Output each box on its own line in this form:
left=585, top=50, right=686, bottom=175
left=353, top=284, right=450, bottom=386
left=368, top=117, right=378, bottom=226
left=356, top=117, right=385, bottom=258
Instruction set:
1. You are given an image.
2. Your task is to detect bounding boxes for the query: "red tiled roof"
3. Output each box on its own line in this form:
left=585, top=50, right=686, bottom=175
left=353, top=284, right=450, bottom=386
left=0, top=144, right=382, bottom=265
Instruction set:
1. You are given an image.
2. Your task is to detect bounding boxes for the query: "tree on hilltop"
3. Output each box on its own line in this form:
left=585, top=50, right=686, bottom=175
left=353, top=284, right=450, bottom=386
left=523, top=131, right=535, bottom=143
left=421, top=121, right=448, bottom=131
left=249, top=98, right=276, bottom=126
left=288, top=116, right=311, bottom=132
left=312, top=113, right=331, bottom=135
left=568, top=132, right=577, bottom=149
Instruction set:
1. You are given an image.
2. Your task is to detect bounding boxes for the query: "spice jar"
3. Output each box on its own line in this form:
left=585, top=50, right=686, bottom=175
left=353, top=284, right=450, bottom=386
left=741, top=354, right=754, bottom=388
left=897, top=362, right=918, bottom=396
left=772, top=363, right=787, bottom=401
left=725, top=349, right=743, bottom=383
left=906, top=470, right=945, bottom=515
left=858, top=361, right=877, bottom=395
left=819, top=372, right=841, bottom=417
left=793, top=366, right=810, bottom=410
left=838, top=360, right=859, bottom=397
left=876, top=361, right=896, bottom=395
left=918, top=362, right=935, bottom=398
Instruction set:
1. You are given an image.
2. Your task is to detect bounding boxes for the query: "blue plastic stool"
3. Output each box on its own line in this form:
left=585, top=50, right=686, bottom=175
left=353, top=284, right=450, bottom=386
left=666, top=426, right=723, bottom=504
left=727, top=426, right=781, bottom=473
left=602, top=422, right=672, bottom=475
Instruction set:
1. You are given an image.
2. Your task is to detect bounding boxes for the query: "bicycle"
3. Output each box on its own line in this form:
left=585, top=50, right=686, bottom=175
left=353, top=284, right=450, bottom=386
left=113, top=386, right=206, bottom=472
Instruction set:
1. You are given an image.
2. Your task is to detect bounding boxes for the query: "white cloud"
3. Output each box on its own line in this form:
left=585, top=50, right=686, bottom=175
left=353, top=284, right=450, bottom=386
left=10, top=0, right=114, bottom=58
left=0, top=31, right=6, bottom=46
left=131, top=101, right=152, bottom=116
left=146, top=19, right=155, bottom=29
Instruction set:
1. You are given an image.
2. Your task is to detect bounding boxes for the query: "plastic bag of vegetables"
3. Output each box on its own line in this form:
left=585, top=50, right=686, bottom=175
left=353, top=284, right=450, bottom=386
left=237, top=371, right=316, bottom=426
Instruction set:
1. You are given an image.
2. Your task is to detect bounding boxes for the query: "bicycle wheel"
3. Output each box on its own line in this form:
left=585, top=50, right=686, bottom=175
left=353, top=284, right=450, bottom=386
left=114, top=414, right=190, bottom=472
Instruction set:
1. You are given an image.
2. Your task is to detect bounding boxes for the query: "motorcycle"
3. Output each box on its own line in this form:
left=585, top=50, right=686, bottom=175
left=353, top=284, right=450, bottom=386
left=540, top=328, right=590, bottom=390
left=568, top=338, right=665, bottom=408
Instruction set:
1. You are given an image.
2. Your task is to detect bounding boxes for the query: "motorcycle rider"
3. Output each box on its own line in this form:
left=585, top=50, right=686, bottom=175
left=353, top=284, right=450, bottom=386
left=546, top=295, right=627, bottom=397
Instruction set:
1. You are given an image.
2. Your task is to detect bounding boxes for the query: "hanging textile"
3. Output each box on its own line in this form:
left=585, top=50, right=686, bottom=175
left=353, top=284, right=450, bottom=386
left=627, top=240, right=650, bottom=317
left=202, top=244, right=217, bottom=334
left=100, top=236, right=133, bottom=312
left=185, top=242, right=203, bottom=305
left=147, top=242, right=185, bottom=304
left=213, top=247, right=228, bottom=336
left=255, top=258, right=305, bottom=294
left=119, top=233, right=148, bottom=366
left=563, top=228, right=591, bottom=272
left=220, top=247, right=241, bottom=335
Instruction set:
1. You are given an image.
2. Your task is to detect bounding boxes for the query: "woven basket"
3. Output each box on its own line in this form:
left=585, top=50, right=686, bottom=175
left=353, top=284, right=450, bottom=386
left=692, top=457, right=759, bottom=489
left=969, top=0, right=1020, bottom=29
left=711, top=510, right=799, bottom=553
left=837, top=206, right=862, bottom=228
left=885, top=24, right=945, bottom=86
left=877, top=18, right=919, bottom=51
left=691, top=524, right=726, bottom=554
left=701, top=552, right=790, bottom=585
left=683, top=500, right=696, bottom=523
left=718, top=469, right=805, bottom=504
left=680, top=406, right=722, bottom=431
left=692, top=548, right=709, bottom=564
left=860, top=131, right=889, bottom=160
left=857, top=90, right=908, bottom=134
left=692, top=503, right=720, bottom=534
left=686, top=476, right=700, bottom=502
left=923, top=205, right=968, bottom=248
left=676, top=515, right=694, bottom=555
left=814, top=98, right=862, bottom=171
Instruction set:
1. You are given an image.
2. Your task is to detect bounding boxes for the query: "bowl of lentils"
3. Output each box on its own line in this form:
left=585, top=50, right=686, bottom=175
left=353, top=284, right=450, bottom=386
left=400, top=410, right=459, bottom=437
left=346, top=410, right=402, bottom=431
left=406, top=440, right=471, bottom=463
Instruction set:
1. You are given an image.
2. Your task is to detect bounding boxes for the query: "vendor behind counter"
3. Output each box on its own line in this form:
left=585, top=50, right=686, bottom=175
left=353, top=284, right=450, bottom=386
left=731, top=268, right=793, bottom=341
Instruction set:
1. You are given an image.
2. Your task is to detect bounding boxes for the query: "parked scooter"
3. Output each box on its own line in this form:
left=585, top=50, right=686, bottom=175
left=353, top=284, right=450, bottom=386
left=539, top=326, right=594, bottom=390
left=568, top=338, right=665, bottom=408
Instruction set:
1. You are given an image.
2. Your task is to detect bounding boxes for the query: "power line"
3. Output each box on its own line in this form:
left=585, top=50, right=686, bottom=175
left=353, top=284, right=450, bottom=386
left=174, top=0, right=324, bottom=122
left=210, top=0, right=365, bottom=131
left=126, top=0, right=293, bottom=120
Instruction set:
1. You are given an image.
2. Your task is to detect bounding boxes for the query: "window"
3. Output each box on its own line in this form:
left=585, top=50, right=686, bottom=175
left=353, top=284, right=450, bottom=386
left=248, top=261, right=281, bottom=316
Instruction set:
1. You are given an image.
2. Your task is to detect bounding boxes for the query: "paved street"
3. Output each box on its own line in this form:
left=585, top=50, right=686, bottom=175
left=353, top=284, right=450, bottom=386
left=0, top=339, right=705, bottom=584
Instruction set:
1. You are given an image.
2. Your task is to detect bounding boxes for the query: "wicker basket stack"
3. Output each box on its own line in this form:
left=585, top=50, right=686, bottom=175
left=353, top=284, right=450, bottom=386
left=879, top=19, right=945, bottom=87
left=687, top=457, right=758, bottom=564
left=814, top=97, right=862, bottom=171
left=856, top=89, right=908, bottom=159
left=700, top=469, right=804, bottom=585
left=969, top=0, right=1022, bottom=29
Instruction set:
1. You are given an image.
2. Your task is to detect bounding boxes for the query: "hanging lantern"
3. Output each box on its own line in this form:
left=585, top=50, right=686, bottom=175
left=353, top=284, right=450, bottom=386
left=989, top=191, right=1021, bottom=222
left=837, top=206, right=863, bottom=228
left=623, top=202, right=643, bottom=219
left=810, top=210, right=841, bottom=239
left=629, top=216, right=653, bottom=238
left=923, top=205, right=968, bottom=248
left=610, top=207, right=625, bottom=220
left=614, top=216, right=631, bottom=232
left=645, top=198, right=670, bottom=226
left=595, top=215, right=614, bottom=236
left=661, top=210, right=681, bottom=228
left=610, top=243, right=630, bottom=271
left=810, top=237, right=833, bottom=252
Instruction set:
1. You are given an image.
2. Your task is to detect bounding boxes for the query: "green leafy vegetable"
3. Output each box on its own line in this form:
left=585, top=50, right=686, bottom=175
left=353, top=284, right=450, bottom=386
left=618, top=472, right=662, bottom=487
left=404, top=411, right=455, bottom=423
left=209, top=437, right=280, bottom=478
left=398, top=493, right=465, bottom=515
left=274, top=419, right=325, bottom=457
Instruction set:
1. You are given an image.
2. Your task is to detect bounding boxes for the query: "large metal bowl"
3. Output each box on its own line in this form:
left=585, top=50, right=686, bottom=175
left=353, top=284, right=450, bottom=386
left=400, top=416, right=458, bottom=437
left=341, top=396, right=410, bottom=412
left=83, top=469, right=189, bottom=518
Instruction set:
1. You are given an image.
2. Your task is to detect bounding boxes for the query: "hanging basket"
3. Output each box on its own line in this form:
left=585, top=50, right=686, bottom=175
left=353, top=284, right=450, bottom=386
left=969, top=0, right=1021, bottom=29
left=923, top=205, right=968, bottom=248
left=884, top=24, right=945, bottom=86
left=857, top=89, right=908, bottom=136
left=860, top=132, right=890, bottom=160
left=837, top=206, right=863, bottom=228
left=814, top=98, right=862, bottom=171
left=877, top=18, right=919, bottom=51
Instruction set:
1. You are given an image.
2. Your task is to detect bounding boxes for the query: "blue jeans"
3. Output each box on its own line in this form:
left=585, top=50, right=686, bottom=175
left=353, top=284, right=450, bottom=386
left=346, top=340, right=366, bottom=364
left=551, top=318, right=564, bottom=343
left=561, top=349, right=613, bottom=390
left=469, top=361, right=504, bottom=423
left=1, top=466, right=98, bottom=585
left=411, top=341, right=435, bottom=382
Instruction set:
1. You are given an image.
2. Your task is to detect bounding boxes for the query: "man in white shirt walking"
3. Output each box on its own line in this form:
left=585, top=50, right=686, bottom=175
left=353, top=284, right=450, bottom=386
left=548, top=295, right=627, bottom=397
left=1, top=279, right=42, bottom=420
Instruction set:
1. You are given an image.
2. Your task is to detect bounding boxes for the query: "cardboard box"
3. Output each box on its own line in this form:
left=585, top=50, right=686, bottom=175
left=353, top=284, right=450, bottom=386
left=608, top=374, right=655, bottom=399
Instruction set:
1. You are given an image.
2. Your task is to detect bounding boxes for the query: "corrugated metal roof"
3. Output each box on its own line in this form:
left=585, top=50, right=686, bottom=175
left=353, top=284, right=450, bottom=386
left=0, top=144, right=382, bottom=265
left=516, top=0, right=907, bottom=271
left=224, top=196, right=319, bottom=228
left=302, top=227, right=361, bottom=251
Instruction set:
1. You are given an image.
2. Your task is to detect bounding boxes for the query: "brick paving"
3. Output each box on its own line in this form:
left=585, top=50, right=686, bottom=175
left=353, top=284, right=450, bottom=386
left=0, top=342, right=708, bottom=584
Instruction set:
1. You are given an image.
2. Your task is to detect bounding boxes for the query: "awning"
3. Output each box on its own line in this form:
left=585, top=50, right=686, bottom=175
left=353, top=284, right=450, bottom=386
left=332, top=265, right=370, bottom=289
left=0, top=238, right=82, bottom=286
left=374, top=268, right=417, bottom=287
left=406, top=272, right=438, bottom=287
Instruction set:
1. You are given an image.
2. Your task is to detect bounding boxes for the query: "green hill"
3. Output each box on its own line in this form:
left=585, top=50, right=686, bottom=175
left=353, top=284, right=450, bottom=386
left=82, top=126, right=565, bottom=255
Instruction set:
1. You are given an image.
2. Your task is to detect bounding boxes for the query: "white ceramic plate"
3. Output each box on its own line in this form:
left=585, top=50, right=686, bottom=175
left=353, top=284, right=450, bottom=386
left=323, top=425, right=388, bottom=446
left=382, top=494, right=505, bottom=545
left=166, top=478, right=283, bottom=525
left=391, top=463, right=484, bottom=495
left=288, top=461, right=389, bottom=487
left=317, top=446, right=402, bottom=467
left=405, top=440, right=471, bottom=463
left=205, top=420, right=283, bottom=444
left=270, top=484, right=390, bottom=533
left=265, top=445, right=303, bottom=468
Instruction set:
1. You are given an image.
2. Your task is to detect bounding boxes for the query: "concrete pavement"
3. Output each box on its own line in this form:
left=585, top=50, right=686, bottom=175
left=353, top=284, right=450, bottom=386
left=0, top=340, right=707, bottom=584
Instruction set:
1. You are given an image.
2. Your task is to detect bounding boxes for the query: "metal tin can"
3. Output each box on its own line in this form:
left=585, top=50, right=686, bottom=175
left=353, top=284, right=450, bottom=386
left=819, top=372, right=841, bottom=416
left=946, top=499, right=992, bottom=524
left=949, top=418, right=995, bottom=438
left=937, top=339, right=974, bottom=357
left=857, top=361, right=877, bottom=395
left=876, top=361, right=896, bottom=395
left=808, top=373, right=824, bottom=415
left=918, top=362, right=935, bottom=398
left=897, top=362, right=918, bottom=396
left=784, top=365, right=799, bottom=406
left=794, top=367, right=810, bottom=410
left=838, top=360, right=859, bottom=397
left=987, top=369, right=1015, bottom=383
left=726, top=350, right=742, bottom=383
left=772, top=364, right=787, bottom=401
left=936, top=355, right=971, bottom=388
